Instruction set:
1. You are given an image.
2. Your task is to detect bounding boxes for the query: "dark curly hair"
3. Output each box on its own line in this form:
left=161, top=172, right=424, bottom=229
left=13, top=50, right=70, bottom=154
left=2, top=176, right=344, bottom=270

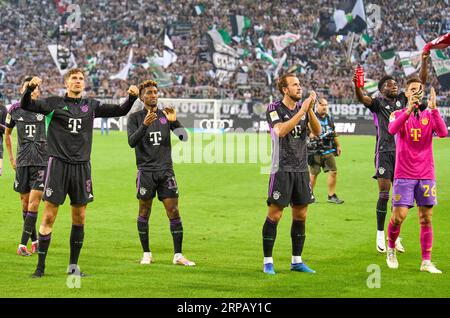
left=138, top=79, right=158, bottom=96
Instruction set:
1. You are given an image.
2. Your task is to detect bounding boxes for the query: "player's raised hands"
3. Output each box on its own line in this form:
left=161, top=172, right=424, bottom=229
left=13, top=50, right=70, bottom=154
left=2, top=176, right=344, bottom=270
left=128, top=85, right=139, bottom=97
left=428, top=87, right=436, bottom=109
left=28, top=77, right=41, bottom=91
left=163, top=106, right=177, bottom=122
left=143, top=110, right=158, bottom=126
left=307, top=91, right=317, bottom=111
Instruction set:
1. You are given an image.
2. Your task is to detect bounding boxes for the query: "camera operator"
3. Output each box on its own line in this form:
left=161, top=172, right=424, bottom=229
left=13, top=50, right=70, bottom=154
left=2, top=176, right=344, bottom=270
left=307, top=98, right=344, bottom=204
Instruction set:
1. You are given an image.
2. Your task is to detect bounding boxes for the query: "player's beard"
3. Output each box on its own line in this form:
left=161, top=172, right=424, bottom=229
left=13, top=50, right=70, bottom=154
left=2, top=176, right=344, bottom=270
left=384, top=88, right=398, bottom=99
left=386, top=91, right=398, bottom=99
left=287, top=91, right=302, bottom=102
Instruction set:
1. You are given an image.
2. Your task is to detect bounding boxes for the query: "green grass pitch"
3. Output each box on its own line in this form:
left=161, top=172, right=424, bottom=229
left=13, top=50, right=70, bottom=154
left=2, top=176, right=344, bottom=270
left=0, top=131, right=449, bottom=297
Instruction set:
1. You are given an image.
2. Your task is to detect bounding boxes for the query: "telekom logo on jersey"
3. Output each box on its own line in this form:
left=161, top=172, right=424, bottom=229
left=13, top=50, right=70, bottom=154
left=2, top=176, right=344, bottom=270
left=410, top=128, right=422, bottom=142
left=68, top=118, right=82, bottom=134
left=149, top=131, right=162, bottom=145
left=25, top=124, right=36, bottom=137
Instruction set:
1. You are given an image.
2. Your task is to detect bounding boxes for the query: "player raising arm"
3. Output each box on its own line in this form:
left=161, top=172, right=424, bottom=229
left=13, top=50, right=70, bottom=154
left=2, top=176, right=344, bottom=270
left=21, top=69, right=138, bottom=278
left=386, top=80, right=447, bottom=273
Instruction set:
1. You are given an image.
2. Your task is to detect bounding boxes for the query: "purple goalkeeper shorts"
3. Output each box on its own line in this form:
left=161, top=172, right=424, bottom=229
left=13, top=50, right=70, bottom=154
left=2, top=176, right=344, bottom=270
left=392, top=179, right=437, bottom=208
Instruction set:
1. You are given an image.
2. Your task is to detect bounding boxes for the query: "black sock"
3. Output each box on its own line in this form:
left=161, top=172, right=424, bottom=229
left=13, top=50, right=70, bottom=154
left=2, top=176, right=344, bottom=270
left=376, top=192, right=389, bottom=231
left=262, top=217, right=278, bottom=257
left=69, top=224, right=84, bottom=265
left=30, top=216, right=37, bottom=242
left=36, top=232, right=51, bottom=272
left=170, top=218, right=183, bottom=254
left=137, top=216, right=150, bottom=252
left=21, top=212, right=38, bottom=246
left=291, top=220, right=306, bottom=258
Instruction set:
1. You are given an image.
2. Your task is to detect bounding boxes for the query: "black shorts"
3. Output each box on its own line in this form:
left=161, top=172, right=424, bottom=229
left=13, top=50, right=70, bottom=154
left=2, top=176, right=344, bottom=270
left=136, top=169, right=179, bottom=201
left=267, top=171, right=314, bottom=208
left=0, top=137, right=3, bottom=159
left=373, top=151, right=395, bottom=181
left=14, top=166, right=47, bottom=194
left=43, top=157, right=94, bottom=206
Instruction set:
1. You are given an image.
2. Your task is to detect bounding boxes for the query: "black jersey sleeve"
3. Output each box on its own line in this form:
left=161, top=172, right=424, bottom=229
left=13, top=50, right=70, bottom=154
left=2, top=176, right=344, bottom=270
left=94, top=95, right=138, bottom=118
left=127, top=113, right=147, bottom=148
left=5, top=111, right=15, bottom=129
left=170, top=120, right=188, bottom=142
left=20, top=88, right=53, bottom=115
left=266, top=107, right=282, bottom=128
left=366, top=97, right=381, bottom=113
left=0, top=105, right=7, bottom=133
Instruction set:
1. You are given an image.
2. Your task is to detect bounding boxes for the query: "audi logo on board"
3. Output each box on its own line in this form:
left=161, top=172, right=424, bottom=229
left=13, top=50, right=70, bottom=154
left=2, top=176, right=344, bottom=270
left=198, top=119, right=234, bottom=130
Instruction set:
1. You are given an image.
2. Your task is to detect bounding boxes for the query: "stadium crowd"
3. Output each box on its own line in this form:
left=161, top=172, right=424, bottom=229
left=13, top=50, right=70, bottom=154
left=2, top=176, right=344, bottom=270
left=0, top=0, right=448, bottom=103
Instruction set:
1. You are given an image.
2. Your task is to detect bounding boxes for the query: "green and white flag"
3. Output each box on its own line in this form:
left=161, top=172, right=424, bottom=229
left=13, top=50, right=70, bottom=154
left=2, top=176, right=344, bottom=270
left=398, top=51, right=421, bottom=76
left=360, top=33, right=373, bottom=47
left=255, top=47, right=277, bottom=66
left=379, top=49, right=396, bottom=75
left=230, top=15, right=251, bottom=36
left=218, top=29, right=232, bottom=45
left=270, top=32, right=300, bottom=52
left=193, top=4, right=205, bottom=16
left=6, top=58, right=16, bottom=67
left=364, top=79, right=378, bottom=93
left=86, top=55, right=97, bottom=72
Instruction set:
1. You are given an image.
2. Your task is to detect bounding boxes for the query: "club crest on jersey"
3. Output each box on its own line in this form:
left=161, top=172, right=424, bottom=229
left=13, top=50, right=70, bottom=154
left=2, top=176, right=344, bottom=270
left=396, top=101, right=401, bottom=107
left=421, top=118, right=429, bottom=126
left=394, top=194, right=401, bottom=201
left=273, top=191, right=281, bottom=200
left=159, top=117, right=167, bottom=125
left=36, top=114, right=44, bottom=121
left=81, top=104, right=89, bottom=113
left=139, top=187, right=147, bottom=196
left=270, top=111, right=279, bottom=122
left=378, top=167, right=385, bottom=175
left=46, top=188, right=53, bottom=197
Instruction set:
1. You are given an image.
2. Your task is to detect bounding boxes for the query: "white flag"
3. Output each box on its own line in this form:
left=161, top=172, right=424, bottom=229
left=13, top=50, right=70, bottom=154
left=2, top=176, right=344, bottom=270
left=110, top=49, right=134, bottom=80
left=163, top=49, right=177, bottom=68
left=164, top=33, right=174, bottom=50
left=47, top=44, right=77, bottom=75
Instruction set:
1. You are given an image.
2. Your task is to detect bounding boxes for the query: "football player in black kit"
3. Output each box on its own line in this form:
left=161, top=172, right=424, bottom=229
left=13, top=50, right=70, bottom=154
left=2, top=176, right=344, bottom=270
left=5, top=77, right=47, bottom=257
left=127, top=80, right=195, bottom=266
left=21, top=69, right=139, bottom=278
left=353, top=51, right=429, bottom=254
left=0, top=102, right=7, bottom=177
left=262, top=73, right=321, bottom=275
